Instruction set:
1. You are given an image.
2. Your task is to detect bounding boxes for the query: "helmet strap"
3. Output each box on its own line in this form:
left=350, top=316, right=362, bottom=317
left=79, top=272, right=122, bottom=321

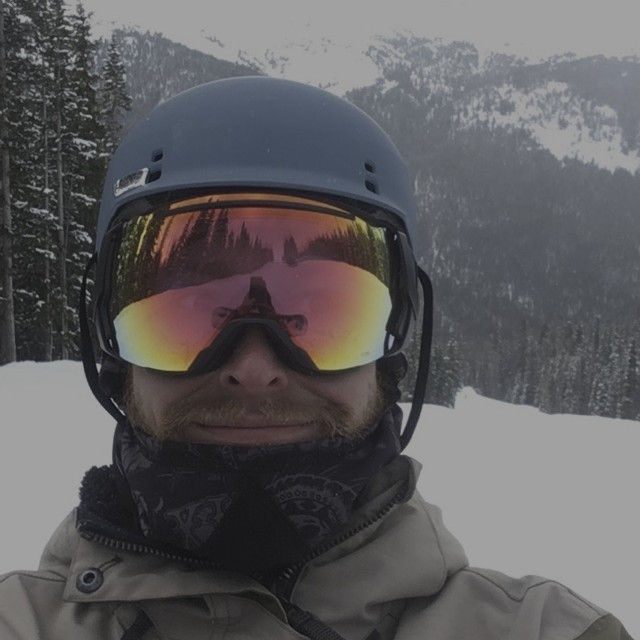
left=79, top=255, right=125, bottom=424
left=400, top=267, right=433, bottom=450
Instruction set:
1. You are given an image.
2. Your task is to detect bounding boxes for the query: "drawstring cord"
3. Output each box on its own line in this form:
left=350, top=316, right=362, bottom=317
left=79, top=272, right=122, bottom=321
left=120, top=609, right=154, bottom=640
left=282, top=598, right=402, bottom=640
left=283, top=600, right=350, bottom=640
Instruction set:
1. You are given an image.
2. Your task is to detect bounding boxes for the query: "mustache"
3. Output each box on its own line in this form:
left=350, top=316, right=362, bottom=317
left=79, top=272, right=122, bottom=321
left=158, top=396, right=354, bottom=440
left=123, top=372, right=386, bottom=443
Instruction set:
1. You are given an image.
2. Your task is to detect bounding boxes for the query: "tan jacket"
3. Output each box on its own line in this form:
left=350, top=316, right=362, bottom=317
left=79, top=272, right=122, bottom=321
left=0, top=457, right=632, bottom=640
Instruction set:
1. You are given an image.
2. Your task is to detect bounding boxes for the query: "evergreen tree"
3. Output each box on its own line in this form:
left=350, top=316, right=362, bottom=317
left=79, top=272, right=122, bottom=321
left=3, top=0, right=53, bottom=361
left=424, top=342, right=443, bottom=405
left=508, top=319, right=534, bottom=405
left=620, top=337, right=640, bottom=420
left=440, top=337, right=462, bottom=406
left=0, top=0, right=17, bottom=363
left=589, top=326, right=615, bottom=417
left=100, top=33, right=132, bottom=155
left=61, top=1, right=104, bottom=357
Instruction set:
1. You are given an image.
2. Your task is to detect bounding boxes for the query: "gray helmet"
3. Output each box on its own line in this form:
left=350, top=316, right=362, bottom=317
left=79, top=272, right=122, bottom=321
left=96, top=76, right=418, bottom=250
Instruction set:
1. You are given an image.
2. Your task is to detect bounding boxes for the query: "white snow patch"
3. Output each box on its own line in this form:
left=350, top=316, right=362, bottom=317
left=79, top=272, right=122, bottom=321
left=462, top=81, right=640, bottom=173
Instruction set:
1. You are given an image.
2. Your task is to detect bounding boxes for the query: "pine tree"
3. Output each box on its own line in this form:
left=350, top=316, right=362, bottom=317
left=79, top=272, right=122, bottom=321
left=441, top=337, right=462, bottom=406
left=62, top=1, right=104, bottom=357
left=619, top=338, right=639, bottom=420
left=50, top=0, right=74, bottom=358
left=508, top=319, right=532, bottom=405
left=589, top=325, right=615, bottom=418
left=0, top=0, right=17, bottom=363
left=100, top=33, right=132, bottom=155
left=424, top=342, right=442, bottom=405
left=2, top=0, right=49, bottom=361
left=9, top=0, right=58, bottom=360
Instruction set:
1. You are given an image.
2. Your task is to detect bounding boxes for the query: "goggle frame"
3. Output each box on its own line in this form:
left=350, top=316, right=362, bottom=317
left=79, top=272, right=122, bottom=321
left=93, top=190, right=419, bottom=376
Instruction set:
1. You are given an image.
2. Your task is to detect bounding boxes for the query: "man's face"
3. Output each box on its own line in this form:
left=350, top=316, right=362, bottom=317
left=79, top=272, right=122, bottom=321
left=125, top=328, right=384, bottom=446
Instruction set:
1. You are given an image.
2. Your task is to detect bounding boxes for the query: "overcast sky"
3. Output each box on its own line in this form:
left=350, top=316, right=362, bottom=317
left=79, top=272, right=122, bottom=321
left=78, top=0, right=640, bottom=61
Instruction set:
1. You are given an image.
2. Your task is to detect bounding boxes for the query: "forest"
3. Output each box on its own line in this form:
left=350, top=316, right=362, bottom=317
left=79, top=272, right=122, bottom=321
left=0, top=0, right=131, bottom=364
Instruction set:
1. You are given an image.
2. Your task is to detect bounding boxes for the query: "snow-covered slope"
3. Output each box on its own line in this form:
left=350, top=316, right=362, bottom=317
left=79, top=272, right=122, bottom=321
left=1, top=360, right=638, bottom=637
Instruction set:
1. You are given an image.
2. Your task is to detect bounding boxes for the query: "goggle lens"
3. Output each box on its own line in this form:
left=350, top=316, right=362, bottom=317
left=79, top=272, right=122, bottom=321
left=106, top=194, right=394, bottom=372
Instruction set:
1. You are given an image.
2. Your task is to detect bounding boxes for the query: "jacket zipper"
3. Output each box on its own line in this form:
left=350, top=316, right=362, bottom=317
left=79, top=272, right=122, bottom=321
left=270, top=477, right=411, bottom=599
left=79, top=530, right=221, bottom=569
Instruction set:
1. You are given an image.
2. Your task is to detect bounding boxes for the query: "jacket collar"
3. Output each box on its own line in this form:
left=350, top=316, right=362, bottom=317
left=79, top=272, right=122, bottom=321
left=39, top=455, right=467, bottom=636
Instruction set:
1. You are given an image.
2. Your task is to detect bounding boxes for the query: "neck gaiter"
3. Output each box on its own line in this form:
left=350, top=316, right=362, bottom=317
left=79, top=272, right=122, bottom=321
left=112, top=407, right=403, bottom=575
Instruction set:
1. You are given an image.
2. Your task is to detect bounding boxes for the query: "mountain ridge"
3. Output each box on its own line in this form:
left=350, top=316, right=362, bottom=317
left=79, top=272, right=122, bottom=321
left=100, top=26, right=640, bottom=174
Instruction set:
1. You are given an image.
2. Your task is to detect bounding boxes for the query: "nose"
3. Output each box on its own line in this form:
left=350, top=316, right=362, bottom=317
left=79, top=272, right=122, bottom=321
left=217, top=328, right=290, bottom=393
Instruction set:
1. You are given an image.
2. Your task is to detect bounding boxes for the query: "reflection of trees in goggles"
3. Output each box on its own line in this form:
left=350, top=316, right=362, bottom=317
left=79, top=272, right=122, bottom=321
left=112, top=203, right=390, bottom=318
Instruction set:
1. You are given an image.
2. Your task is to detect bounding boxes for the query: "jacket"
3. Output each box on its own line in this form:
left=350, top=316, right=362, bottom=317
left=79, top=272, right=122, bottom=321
left=0, top=456, right=632, bottom=640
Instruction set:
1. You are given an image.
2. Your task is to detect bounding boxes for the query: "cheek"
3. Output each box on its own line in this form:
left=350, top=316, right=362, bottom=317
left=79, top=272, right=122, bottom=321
left=314, top=364, right=379, bottom=412
left=128, top=368, right=190, bottom=426
left=353, top=370, right=380, bottom=415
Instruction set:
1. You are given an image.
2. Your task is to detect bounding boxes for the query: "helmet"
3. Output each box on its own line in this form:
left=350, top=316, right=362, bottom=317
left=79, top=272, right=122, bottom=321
left=96, top=76, right=418, bottom=250
left=82, top=77, right=431, bottom=448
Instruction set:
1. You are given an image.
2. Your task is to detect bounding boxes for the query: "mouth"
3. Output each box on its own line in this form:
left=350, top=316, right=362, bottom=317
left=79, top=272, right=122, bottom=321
left=184, top=420, right=321, bottom=445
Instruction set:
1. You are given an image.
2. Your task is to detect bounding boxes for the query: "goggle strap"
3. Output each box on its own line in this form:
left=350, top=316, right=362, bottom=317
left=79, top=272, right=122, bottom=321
left=400, top=266, right=433, bottom=450
left=80, top=254, right=125, bottom=424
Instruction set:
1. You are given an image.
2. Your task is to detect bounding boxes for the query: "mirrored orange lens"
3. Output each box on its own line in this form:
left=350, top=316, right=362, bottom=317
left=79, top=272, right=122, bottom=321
left=110, top=194, right=392, bottom=372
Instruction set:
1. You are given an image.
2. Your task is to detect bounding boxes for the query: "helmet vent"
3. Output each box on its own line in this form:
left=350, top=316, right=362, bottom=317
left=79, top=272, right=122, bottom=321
left=364, top=161, right=378, bottom=193
left=151, top=149, right=164, bottom=162
left=147, top=169, right=162, bottom=184
left=365, top=179, right=378, bottom=194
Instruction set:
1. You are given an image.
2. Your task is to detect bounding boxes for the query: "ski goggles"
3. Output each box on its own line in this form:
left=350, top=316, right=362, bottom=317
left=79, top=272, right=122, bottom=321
left=95, top=192, right=413, bottom=374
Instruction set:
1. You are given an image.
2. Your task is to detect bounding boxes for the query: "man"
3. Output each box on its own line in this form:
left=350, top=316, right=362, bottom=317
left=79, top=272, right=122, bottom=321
left=0, top=77, right=632, bottom=639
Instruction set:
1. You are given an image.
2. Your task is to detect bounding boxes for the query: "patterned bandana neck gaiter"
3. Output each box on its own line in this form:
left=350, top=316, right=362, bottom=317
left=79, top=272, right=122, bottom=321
left=113, top=408, right=403, bottom=575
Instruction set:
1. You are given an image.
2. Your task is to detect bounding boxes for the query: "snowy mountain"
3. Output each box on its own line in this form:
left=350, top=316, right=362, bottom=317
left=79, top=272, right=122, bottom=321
left=201, top=30, right=383, bottom=96
left=98, top=25, right=640, bottom=174
left=358, top=34, right=640, bottom=173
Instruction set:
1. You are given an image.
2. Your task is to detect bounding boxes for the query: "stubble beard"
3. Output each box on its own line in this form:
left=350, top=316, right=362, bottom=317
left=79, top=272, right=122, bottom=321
left=123, top=373, right=386, bottom=444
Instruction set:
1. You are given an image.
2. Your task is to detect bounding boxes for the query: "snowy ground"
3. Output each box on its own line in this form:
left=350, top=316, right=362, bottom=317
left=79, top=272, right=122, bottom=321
left=1, top=360, right=638, bottom=637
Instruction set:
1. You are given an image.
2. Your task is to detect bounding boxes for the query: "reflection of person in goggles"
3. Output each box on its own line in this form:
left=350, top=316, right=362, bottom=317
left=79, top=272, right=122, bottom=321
left=211, top=276, right=309, bottom=337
